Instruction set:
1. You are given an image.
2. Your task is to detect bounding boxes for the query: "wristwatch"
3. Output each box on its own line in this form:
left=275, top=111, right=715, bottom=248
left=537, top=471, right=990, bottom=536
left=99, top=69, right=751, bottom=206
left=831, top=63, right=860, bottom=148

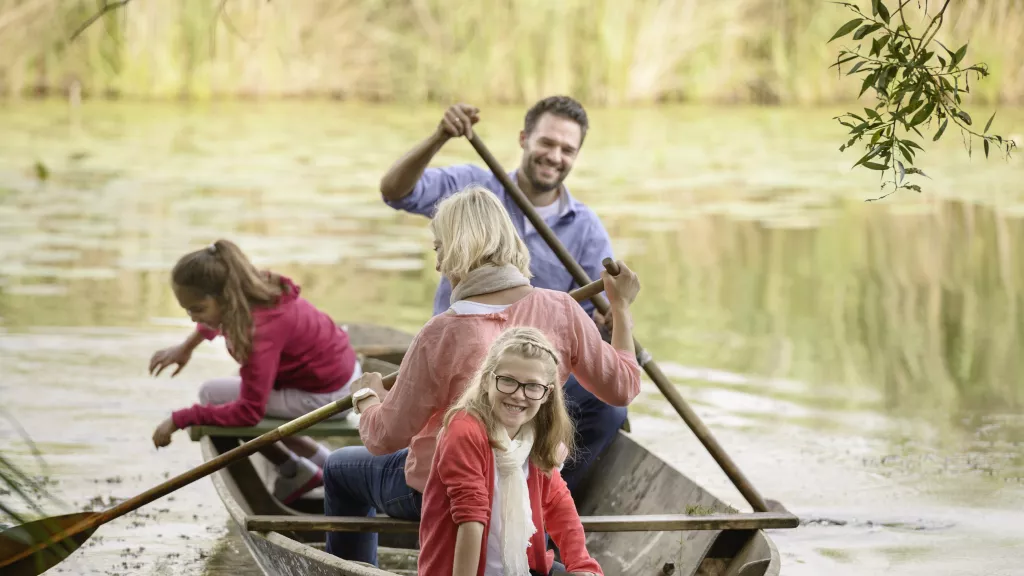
left=352, top=388, right=379, bottom=415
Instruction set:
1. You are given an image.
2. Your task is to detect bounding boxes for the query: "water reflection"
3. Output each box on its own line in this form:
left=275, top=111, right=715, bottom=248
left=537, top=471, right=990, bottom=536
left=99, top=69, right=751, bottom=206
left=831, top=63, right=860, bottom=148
left=1, top=101, right=1022, bottom=574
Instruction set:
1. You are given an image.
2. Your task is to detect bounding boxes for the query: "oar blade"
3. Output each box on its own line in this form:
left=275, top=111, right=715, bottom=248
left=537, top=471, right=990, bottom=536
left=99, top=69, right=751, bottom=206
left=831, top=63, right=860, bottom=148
left=0, top=512, right=98, bottom=576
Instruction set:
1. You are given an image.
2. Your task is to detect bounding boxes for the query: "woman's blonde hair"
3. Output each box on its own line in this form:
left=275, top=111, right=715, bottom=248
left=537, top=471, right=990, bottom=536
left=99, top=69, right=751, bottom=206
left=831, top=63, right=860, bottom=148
left=442, top=326, right=574, bottom=472
left=429, top=185, right=532, bottom=285
left=171, top=239, right=283, bottom=364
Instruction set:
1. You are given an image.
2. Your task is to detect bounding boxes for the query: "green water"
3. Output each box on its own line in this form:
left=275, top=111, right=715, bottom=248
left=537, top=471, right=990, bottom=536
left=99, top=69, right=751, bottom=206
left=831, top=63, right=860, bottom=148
left=1, top=100, right=1022, bottom=575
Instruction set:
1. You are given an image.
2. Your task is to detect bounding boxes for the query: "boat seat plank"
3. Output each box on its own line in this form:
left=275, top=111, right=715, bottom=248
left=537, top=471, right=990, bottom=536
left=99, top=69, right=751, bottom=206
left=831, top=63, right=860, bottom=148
left=188, top=414, right=362, bottom=441
left=245, top=512, right=799, bottom=534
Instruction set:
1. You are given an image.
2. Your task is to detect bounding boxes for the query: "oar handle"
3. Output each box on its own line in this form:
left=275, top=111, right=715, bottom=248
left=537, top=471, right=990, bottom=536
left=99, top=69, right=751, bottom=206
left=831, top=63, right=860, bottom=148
left=468, top=133, right=772, bottom=514
left=602, top=257, right=621, bottom=276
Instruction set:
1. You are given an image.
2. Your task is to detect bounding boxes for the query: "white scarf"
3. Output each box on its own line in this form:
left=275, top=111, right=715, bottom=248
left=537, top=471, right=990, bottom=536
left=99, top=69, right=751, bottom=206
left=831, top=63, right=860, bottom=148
left=495, top=423, right=536, bottom=576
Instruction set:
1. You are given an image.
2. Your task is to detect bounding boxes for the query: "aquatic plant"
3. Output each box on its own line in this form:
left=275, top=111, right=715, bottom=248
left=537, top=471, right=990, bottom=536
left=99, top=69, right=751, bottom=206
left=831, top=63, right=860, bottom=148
left=828, top=0, right=1017, bottom=199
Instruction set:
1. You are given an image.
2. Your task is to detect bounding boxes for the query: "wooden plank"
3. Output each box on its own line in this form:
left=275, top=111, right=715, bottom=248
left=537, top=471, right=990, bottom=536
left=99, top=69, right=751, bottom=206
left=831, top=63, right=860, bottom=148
left=245, top=512, right=798, bottom=534
left=188, top=415, right=362, bottom=441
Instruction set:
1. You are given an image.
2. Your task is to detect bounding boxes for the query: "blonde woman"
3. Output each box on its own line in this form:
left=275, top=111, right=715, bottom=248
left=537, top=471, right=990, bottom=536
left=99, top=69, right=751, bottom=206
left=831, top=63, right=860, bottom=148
left=323, top=185, right=641, bottom=566
left=419, top=327, right=601, bottom=576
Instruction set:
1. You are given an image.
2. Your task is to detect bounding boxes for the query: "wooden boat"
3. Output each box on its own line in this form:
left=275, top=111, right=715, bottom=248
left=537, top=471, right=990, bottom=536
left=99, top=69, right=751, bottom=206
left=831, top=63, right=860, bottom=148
left=190, top=323, right=796, bottom=576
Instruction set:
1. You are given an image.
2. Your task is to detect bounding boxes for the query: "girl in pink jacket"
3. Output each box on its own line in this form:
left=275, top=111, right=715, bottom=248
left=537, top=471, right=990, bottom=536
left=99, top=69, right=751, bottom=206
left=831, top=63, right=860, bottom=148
left=149, top=239, right=361, bottom=504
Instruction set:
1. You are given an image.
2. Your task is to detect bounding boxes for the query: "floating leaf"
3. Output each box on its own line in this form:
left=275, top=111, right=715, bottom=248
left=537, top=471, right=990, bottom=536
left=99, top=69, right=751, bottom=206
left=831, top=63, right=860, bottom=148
left=830, top=18, right=863, bottom=42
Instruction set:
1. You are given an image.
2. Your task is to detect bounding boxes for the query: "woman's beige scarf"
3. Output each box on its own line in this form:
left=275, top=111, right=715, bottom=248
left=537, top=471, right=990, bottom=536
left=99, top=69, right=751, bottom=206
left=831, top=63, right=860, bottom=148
left=449, top=264, right=530, bottom=305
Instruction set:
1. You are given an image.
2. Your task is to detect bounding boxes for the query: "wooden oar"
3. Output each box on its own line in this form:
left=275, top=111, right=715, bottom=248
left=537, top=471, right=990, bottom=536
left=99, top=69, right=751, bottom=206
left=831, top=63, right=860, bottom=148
left=466, top=133, right=774, bottom=514
left=243, top=511, right=800, bottom=533
left=0, top=275, right=608, bottom=575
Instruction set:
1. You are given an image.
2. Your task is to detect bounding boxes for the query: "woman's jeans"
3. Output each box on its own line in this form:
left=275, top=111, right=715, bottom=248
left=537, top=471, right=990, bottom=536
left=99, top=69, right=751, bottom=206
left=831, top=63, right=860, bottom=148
left=322, top=446, right=422, bottom=566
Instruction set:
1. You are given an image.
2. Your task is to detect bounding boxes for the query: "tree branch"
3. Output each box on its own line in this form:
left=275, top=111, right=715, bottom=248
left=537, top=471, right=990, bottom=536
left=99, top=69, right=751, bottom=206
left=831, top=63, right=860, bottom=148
left=69, top=0, right=132, bottom=43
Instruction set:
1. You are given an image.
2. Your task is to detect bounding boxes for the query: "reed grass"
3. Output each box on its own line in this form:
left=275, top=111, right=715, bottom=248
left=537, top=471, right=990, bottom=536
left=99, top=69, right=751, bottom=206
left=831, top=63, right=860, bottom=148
left=1, top=0, right=1022, bottom=104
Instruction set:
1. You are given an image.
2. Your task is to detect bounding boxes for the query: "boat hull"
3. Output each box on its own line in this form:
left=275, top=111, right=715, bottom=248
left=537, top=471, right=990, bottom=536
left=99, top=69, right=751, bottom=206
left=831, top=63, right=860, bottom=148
left=198, top=322, right=783, bottom=576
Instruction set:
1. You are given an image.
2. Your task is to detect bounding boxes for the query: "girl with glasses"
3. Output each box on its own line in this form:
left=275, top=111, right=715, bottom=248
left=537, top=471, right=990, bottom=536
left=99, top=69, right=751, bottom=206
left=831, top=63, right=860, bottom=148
left=419, top=326, right=602, bottom=576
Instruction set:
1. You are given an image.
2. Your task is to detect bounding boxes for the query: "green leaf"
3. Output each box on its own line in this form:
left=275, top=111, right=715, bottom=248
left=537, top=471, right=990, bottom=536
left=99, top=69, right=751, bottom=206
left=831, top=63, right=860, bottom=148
left=848, top=61, right=866, bottom=75
left=906, top=184, right=922, bottom=193
left=937, top=55, right=947, bottom=68
left=984, top=139, right=991, bottom=158
left=908, top=101, right=935, bottom=128
left=958, top=111, right=973, bottom=125
left=870, top=37, right=885, bottom=57
left=829, top=53, right=859, bottom=69
left=854, top=144, right=885, bottom=167
left=903, top=140, right=924, bottom=152
left=860, top=70, right=878, bottom=97
left=853, top=23, right=884, bottom=40
left=876, top=0, right=890, bottom=23
left=864, top=107, right=881, bottom=120
left=863, top=161, right=889, bottom=171
left=952, top=43, right=968, bottom=68
left=933, top=118, right=949, bottom=141
left=830, top=18, right=863, bottom=42
left=985, top=111, right=996, bottom=133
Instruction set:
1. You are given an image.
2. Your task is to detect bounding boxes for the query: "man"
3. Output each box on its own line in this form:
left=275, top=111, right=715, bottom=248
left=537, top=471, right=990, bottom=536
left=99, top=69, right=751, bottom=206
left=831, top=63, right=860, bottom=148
left=379, top=95, right=627, bottom=495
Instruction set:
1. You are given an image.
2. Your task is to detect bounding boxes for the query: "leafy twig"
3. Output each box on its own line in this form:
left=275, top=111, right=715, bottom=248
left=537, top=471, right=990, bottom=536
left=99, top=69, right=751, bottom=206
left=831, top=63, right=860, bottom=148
left=828, top=0, right=1015, bottom=199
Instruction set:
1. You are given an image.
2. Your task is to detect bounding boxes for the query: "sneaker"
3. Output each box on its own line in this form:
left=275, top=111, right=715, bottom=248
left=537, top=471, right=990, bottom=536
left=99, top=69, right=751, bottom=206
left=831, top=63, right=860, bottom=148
left=274, top=458, right=323, bottom=505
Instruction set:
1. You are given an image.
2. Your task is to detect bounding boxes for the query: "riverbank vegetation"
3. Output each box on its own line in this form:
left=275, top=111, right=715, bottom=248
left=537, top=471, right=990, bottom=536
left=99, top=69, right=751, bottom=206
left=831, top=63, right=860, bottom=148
left=0, top=0, right=1021, bottom=105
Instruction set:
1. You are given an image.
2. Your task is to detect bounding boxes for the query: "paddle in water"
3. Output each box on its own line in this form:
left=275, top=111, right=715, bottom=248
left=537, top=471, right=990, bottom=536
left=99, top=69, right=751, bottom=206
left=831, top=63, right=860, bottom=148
left=0, top=275, right=609, bottom=576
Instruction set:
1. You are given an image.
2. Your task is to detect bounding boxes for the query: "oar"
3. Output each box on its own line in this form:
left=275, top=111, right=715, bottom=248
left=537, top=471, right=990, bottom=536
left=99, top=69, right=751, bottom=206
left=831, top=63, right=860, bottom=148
left=466, top=133, right=773, bottom=514
left=0, top=275, right=609, bottom=576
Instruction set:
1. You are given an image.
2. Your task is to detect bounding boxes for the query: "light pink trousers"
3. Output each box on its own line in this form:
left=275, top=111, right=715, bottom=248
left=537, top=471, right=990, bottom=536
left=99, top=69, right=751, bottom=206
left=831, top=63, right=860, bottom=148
left=197, top=360, right=361, bottom=420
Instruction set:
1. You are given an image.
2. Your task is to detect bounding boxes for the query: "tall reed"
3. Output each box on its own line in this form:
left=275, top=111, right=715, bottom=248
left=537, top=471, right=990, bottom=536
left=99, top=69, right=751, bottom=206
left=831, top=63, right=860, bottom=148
left=1, top=0, right=1022, bottom=104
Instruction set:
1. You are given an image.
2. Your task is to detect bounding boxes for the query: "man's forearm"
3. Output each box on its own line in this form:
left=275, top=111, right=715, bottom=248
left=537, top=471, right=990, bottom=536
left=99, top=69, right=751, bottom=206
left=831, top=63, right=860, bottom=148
left=379, top=130, right=449, bottom=202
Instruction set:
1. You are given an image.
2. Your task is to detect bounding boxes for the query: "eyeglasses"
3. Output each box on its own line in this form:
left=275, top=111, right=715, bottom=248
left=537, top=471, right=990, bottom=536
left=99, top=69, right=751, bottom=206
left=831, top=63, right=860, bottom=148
left=492, top=373, right=550, bottom=400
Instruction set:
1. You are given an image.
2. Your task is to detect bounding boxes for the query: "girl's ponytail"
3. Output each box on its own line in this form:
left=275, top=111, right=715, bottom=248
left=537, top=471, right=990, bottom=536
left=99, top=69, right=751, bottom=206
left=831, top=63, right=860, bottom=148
left=172, top=239, right=282, bottom=363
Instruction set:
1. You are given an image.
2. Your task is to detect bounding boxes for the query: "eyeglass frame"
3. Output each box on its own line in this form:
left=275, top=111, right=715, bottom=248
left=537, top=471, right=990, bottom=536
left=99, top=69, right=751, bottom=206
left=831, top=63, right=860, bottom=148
left=490, top=371, right=551, bottom=400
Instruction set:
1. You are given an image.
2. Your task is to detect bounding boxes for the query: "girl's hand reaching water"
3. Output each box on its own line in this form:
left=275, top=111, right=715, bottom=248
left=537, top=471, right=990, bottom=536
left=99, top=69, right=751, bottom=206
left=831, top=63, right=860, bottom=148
left=149, top=344, right=192, bottom=377
left=152, top=417, right=178, bottom=448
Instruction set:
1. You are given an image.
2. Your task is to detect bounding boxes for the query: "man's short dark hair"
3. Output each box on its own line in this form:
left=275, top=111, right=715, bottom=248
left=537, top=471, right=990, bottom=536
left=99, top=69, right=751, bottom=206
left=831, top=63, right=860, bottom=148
left=523, top=95, right=589, bottom=143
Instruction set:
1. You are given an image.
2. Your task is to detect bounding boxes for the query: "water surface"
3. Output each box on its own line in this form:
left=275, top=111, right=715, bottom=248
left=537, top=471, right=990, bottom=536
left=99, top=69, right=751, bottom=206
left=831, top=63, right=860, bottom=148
left=1, top=100, right=1022, bottom=575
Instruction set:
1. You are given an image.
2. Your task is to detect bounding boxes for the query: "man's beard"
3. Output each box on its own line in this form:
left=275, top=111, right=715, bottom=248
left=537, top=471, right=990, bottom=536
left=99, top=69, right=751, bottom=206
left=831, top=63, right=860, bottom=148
left=523, top=158, right=565, bottom=194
